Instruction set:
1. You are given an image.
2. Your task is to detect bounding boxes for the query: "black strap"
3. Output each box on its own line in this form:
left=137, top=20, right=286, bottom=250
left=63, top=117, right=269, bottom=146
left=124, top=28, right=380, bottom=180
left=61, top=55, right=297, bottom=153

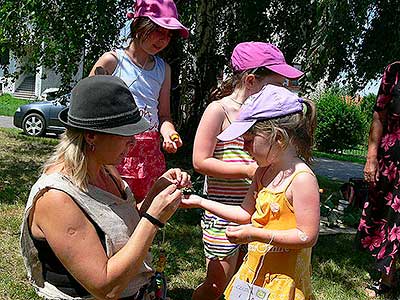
left=142, top=212, right=165, bottom=228
left=103, top=166, right=127, bottom=199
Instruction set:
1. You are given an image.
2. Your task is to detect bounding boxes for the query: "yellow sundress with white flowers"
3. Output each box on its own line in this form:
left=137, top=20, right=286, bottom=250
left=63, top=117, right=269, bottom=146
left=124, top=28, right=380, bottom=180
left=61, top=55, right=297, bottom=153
left=224, top=170, right=314, bottom=300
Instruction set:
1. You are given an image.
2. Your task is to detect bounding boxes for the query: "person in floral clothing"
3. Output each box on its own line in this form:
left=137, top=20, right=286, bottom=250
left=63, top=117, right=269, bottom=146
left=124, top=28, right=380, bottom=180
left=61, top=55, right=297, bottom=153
left=357, top=61, right=400, bottom=297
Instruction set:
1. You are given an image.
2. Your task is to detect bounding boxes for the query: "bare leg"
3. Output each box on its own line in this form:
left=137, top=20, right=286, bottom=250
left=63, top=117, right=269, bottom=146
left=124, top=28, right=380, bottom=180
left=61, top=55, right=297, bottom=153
left=365, top=258, right=398, bottom=298
left=381, top=260, right=397, bottom=287
left=192, top=251, right=239, bottom=300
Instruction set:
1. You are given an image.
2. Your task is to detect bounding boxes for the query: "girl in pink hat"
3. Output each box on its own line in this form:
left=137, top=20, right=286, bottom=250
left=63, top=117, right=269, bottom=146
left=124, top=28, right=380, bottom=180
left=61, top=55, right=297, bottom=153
left=90, top=0, right=189, bottom=202
left=191, top=42, right=304, bottom=300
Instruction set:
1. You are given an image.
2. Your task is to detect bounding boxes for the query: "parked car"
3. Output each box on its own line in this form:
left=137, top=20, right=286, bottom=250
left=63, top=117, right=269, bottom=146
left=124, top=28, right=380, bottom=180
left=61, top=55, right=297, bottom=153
left=40, top=87, right=60, bottom=101
left=13, top=94, right=70, bottom=136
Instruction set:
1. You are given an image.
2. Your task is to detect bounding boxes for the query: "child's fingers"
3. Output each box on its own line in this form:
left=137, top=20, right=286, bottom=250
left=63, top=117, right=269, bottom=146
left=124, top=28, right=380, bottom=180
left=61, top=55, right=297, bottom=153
left=226, top=225, right=241, bottom=233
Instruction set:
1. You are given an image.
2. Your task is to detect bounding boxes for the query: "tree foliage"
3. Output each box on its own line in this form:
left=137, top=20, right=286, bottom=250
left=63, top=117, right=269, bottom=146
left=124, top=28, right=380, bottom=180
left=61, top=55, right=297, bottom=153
left=0, top=0, right=130, bottom=86
left=0, top=0, right=399, bottom=138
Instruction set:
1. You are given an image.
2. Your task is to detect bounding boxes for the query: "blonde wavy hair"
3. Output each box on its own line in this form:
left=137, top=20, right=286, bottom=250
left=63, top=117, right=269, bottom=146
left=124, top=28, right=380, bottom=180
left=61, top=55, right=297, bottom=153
left=248, top=99, right=317, bottom=164
left=43, top=128, right=90, bottom=190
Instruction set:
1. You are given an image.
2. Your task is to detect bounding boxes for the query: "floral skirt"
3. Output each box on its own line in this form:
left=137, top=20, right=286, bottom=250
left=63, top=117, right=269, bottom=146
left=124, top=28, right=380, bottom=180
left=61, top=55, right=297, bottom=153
left=356, top=136, right=400, bottom=275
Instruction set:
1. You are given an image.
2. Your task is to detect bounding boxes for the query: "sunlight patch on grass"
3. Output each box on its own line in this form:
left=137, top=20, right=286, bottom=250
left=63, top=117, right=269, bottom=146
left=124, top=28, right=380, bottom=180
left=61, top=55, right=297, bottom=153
left=0, top=205, right=41, bottom=299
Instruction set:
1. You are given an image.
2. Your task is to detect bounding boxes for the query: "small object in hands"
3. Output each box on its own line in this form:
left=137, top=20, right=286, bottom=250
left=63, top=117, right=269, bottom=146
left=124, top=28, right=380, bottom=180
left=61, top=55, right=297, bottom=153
left=170, top=133, right=180, bottom=142
left=181, top=187, right=194, bottom=195
left=156, top=250, right=167, bottom=273
left=149, top=250, right=167, bottom=300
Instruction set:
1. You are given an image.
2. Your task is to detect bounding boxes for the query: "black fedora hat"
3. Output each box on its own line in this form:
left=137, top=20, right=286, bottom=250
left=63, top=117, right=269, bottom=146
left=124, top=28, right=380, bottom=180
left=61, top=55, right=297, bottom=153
left=59, top=75, right=150, bottom=136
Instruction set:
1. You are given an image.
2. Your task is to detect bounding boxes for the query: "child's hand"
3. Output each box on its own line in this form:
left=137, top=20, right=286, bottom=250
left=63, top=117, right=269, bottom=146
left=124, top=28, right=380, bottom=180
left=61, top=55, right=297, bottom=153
left=246, top=162, right=258, bottom=179
left=162, top=133, right=183, bottom=153
left=225, top=224, right=255, bottom=244
left=180, top=194, right=202, bottom=208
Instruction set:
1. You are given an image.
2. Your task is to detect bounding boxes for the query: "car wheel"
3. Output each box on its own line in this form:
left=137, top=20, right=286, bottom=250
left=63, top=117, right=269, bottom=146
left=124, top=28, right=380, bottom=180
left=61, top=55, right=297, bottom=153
left=22, top=113, right=46, bottom=136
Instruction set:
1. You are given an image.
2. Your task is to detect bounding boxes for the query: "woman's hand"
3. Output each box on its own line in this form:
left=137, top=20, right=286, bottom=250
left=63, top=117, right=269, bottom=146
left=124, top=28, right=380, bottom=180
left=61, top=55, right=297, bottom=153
left=225, top=224, right=256, bottom=244
left=161, top=168, right=191, bottom=189
left=147, top=184, right=182, bottom=224
left=364, top=157, right=379, bottom=183
left=162, top=133, right=183, bottom=154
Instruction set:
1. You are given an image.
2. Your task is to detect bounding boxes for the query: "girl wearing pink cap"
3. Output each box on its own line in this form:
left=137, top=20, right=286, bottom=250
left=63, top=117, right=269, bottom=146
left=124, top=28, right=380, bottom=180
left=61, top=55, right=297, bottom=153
left=191, top=42, right=304, bottom=300
left=90, top=0, right=188, bottom=202
left=185, top=84, right=319, bottom=300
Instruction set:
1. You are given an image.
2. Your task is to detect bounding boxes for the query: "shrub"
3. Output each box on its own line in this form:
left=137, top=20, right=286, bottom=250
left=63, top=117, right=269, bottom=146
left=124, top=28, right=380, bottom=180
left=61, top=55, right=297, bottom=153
left=315, top=89, right=367, bottom=153
left=359, top=93, right=376, bottom=122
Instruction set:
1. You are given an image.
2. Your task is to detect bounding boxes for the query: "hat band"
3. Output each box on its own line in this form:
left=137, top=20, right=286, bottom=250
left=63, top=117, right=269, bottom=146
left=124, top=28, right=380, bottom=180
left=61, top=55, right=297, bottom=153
left=67, top=110, right=142, bottom=130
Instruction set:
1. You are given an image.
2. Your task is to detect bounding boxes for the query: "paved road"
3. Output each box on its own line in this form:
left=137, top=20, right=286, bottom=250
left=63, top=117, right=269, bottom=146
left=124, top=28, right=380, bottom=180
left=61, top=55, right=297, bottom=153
left=0, top=115, right=364, bottom=181
left=0, top=116, right=16, bottom=129
left=312, top=157, right=364, bottom=182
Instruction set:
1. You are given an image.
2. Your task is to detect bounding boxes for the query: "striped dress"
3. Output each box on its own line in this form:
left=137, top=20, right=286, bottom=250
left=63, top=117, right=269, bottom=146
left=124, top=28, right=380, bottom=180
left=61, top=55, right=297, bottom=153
left=202, top=137, right=254, bottom=259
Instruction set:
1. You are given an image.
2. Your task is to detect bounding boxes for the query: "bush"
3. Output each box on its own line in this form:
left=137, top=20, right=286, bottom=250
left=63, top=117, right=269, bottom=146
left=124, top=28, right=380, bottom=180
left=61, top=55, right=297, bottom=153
left=315, top=89, right=367, bottom=153
left=359, top=93, right=376, bottom=122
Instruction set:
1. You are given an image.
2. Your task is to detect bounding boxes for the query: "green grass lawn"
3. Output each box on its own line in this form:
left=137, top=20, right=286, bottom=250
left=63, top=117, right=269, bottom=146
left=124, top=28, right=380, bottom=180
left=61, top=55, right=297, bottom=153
left=0, top=94, right=30, bottom=117
left=0, top=128, right=398, bottom=300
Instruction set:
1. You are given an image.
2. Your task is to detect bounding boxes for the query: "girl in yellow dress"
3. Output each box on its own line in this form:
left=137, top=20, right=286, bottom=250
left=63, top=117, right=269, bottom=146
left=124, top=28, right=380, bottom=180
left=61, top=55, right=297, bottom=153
left=182, top=84, right=320, bottom=300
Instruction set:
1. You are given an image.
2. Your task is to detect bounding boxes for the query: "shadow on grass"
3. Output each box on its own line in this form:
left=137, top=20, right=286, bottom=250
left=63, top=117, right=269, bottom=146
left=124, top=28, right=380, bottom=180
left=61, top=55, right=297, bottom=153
left=168, top=287, right=194, bottom=299
left=0, top=129, right=57, bottom=205
left=313, top=234, right=400, bottom=300
left=153, top=209, right=204, bottom=277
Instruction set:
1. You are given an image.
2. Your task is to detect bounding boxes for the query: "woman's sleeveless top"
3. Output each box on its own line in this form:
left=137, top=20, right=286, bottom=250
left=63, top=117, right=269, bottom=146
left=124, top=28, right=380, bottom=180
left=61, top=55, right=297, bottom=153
left=113, top=49, right=166, bottom=131
left=20, top=173, right=153, bottom=300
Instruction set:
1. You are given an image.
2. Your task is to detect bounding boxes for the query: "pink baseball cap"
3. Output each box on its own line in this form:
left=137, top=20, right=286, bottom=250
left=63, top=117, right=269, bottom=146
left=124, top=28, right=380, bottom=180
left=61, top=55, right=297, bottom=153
left=217, top=85, right=304, bottom=141
left=134, top=0, right=189, bottom=39
left=231, top=42, right=303, bottom=79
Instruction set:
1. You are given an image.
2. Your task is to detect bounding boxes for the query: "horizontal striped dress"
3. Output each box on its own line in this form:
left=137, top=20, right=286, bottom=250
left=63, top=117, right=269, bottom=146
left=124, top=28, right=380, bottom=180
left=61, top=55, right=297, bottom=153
left=202, top=137, right=254, bottom=259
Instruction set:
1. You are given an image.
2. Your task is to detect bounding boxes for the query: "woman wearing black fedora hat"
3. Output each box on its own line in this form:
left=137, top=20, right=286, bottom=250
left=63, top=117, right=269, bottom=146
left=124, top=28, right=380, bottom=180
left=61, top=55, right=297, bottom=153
left=20, top=75, right=191, bottom=300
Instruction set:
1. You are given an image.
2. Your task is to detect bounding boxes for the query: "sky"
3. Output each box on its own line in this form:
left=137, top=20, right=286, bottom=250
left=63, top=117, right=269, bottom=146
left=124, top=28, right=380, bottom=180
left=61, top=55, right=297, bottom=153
left=359, top=78, right=380, bottom=96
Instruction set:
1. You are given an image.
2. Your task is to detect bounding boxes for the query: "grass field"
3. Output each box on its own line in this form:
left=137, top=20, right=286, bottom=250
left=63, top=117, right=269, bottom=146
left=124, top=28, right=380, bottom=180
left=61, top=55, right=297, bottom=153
left=0, top=94, right=30, bottom=117
left=0, top=128, right=398, bottom=300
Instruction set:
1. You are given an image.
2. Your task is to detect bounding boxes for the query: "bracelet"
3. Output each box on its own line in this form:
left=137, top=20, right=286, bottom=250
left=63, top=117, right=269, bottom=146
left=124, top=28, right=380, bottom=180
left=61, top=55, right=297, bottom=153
left=142, top=212, right=165, bottom=228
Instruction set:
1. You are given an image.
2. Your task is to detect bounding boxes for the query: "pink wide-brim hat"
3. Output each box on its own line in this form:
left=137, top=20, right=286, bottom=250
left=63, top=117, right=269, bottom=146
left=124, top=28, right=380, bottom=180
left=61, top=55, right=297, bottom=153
left=134, top=0, right=189, bottom=39
left=231, top=42, right=303, bottom=79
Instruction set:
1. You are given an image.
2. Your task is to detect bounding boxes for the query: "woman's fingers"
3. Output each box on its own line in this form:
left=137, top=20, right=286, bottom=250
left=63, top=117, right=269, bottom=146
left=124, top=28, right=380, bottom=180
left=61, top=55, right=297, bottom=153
left=149, top=184, right=182, bottom=223
left=163, top=168, right=192, bottom=187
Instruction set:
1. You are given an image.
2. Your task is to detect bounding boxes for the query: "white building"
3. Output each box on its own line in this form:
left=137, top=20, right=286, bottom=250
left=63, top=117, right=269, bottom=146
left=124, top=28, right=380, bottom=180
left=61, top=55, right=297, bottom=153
left=0, top=51, right=83, bottom=100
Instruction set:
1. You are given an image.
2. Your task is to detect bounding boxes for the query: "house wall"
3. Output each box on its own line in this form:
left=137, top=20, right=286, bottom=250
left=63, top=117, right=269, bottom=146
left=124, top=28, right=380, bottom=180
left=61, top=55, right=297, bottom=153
left=35, top=60, right=84, bottom=97
left=2, top=51, right=84, bottom=97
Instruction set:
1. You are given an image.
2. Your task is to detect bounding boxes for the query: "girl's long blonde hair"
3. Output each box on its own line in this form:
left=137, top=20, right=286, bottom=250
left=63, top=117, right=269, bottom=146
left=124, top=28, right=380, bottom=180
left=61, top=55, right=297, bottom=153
left=43, top=129, right=90, bottom=190
left=249, top=99, right=317, bottom=164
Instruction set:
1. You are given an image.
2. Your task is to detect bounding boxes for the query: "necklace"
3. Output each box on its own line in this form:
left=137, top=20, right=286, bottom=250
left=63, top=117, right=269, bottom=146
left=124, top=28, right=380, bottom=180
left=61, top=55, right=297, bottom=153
left=124, top=50, right=150, bottom=88
left=227, top=96, right=244, bottom=106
